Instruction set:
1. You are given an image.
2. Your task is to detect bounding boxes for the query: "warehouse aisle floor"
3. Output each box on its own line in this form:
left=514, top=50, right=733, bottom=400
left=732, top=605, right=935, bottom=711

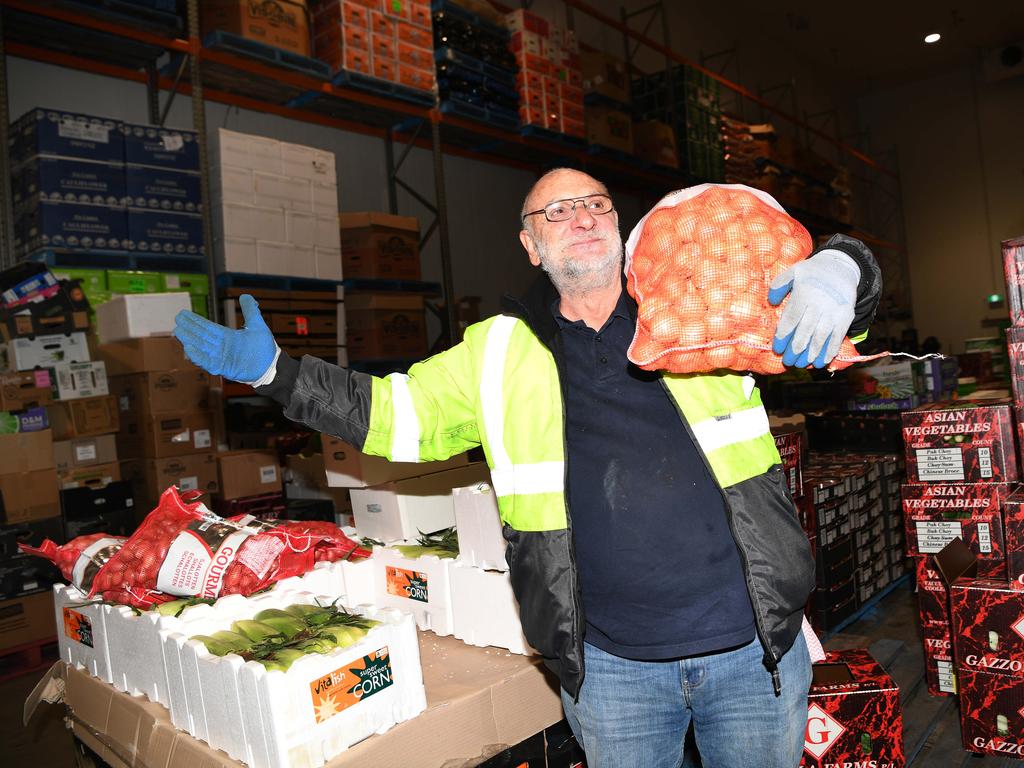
left=0, top=580, right=1010, bottom=767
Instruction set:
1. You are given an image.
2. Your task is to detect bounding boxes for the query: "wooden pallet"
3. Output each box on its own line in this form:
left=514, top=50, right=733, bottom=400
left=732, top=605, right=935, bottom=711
left=0, top=635, right=59, bottom=683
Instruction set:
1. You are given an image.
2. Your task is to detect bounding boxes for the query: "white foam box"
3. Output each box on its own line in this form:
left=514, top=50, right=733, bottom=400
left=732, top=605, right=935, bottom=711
left=211, top=163, right=254, bottom=204
left=220, top=201, right=286, bottom=242
left=372, top=547, right=454, bottom=636
left=254, top=171, right=312, bottom=212
left=335, top=550, right=378, bottom=607
left=259, top=241, right=316, bottom=278
left=349, top=462, right=488, bottom=542
left=452, top=482, right=507, bottom=571
left=219, top=236, right=257, bottom=273
left=315, top=246, right=342, bottom=281
left=1, top=331, right=90, bottom=371
left=53, top=583, right=116, bottom=684
left=180, top=593, right=424, bottom=767
left=449, top=560, right=533, bottom=655
left=95, top=292, right=191, bottom=341
left=52, top=360, right=108, bottom=400
left=312, top=182, right=339, bottom=217
left=281, top=142, right=336, bottom=182
left=212, top=128, right=282, bottom=174
left=272, top=560, right=346, bottom=599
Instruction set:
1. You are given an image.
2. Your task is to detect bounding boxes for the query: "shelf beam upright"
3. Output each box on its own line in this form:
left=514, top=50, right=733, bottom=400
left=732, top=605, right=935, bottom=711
left=186, top=0, right=217, bottom=322
left=0, top=8, right=13, bottom=268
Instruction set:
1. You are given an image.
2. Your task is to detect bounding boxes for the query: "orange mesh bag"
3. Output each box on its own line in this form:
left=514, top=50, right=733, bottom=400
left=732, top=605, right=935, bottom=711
left=625, top=184, right=878, bottom=374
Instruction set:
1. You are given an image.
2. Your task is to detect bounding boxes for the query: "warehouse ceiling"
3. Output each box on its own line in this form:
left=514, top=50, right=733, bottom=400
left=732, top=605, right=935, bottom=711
left=722, top=0, right=1024, bottom=91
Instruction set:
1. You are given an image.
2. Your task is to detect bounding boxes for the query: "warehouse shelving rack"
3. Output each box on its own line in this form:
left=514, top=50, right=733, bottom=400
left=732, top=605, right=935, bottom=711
left=0, top=0, right=913, bottom=342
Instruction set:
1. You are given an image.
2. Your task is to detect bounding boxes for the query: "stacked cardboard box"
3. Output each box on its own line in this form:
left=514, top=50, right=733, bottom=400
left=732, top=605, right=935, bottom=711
left=99, top=337, right=220, bottom=516
left=211, top=128, right=341, bottom=280
left=506, top=9, right=584, bottom=139
left=311, top=0, right=436, bottom=93
left=901, top=400, right=1019, bottom=697
left=212, top=449, right=284, bottom=518
left=201, top=0, right=312, bottom=57
left=801, top=472, right=855, bottom=632
left=221, top=285, right=347, bottom=367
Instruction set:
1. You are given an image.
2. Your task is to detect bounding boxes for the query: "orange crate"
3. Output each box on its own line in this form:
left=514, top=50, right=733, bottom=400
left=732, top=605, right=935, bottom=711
left=409, top=2, right=430, bottom=27
left=397, top=40, right=433, bottom=70
left=519, top=104, right=546, bottom=127
left=397, top=64, right=434, bottom=92
left=371, top=32, right=396, bottom=60
left=345, top=46, right=371, bottom=74
left=345, top=25, right=369, bottom=51
left=370, top=9, right=394, bottom=36
left=373, top=55, right=397, bottom=82
left=342, top=0, right=370, bottom=27
left=397, top=22, right=431, bottom=48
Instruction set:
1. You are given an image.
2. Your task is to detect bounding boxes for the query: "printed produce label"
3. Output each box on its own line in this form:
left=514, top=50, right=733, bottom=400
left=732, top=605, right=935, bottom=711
left=72, top=537, right=122, bottom=592
left=155, top=513, right=260, bottom=598
left=937, top=659, right=956, bottom=693
left=58, top=119, right=109, bottom=143
left=309, top=647, right=393, bottom=724
left=915, top=448, right=965, bottom=481
left=915, top=521, right=963, bottom=553
left=386, top=565, right=428, bottom=602
left=63, top=608, right=93, bottom=648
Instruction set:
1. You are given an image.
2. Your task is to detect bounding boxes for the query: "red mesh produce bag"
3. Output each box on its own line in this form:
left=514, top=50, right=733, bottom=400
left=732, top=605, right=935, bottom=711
left=89, top=487, right=371, bottom=609
left=624, top=184, right=880, bottom=374
left=20, top=533, right=126, bottom=595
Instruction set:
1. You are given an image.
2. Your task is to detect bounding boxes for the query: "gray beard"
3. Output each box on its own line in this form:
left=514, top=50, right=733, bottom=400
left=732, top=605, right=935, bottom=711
left=538, top=240, right=624, bottom=297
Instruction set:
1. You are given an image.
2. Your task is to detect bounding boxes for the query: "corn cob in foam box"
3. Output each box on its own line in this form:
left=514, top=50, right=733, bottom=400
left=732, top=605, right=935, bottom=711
left=170, top=591, right=424, bottom=768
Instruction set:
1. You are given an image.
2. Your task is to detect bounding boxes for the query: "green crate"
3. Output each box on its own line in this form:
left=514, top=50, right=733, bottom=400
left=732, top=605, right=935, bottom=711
left=190, top=295, right=209, bottom=318
left=107, top=270, right=164, bottom=294
left=50, top=267, right=107, bottom=294
left=162, top=272, right=210, bottom=297
left=89, top=289, right=115, bottom=307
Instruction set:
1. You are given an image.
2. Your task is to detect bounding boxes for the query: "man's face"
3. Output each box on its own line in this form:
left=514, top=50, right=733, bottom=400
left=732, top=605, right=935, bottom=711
left=520, top=170, right=622, bottom=295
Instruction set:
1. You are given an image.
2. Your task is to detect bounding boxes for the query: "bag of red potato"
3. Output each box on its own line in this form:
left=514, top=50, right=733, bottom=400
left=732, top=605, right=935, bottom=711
left=26, top=487, right=368, bottom=609
left=624, top=184, right=882, bottom=374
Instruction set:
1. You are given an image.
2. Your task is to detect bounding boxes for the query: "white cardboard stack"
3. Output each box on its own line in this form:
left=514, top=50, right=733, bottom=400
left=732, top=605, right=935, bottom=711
left=211, top=129, right=342, bottom=280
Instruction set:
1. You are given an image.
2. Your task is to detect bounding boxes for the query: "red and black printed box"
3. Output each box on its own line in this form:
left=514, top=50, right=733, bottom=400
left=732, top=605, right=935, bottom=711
left=924, top=645, right=957, bottom=697
left=1007, top=326, right=1024, bottom=410
left=799, top=649, right=905, bottom=768
left=901, top=482, right=1011, bottom=561
left=950, top=578, right=1024, bottom=678
left=1002, top=235, right=1024, bottom=327
left=915, top=557, right=949, bottom=628
left=958, top=668, right=1024, bottom=757
left=773, top=429, right=803, bottom=499
left=1006, top=486, right=1024, bottom=585
left=901, top=401, right=1018, bottom=484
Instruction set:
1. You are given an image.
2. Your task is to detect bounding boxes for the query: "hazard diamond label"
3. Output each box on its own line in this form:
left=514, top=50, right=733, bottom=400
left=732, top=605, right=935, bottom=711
left=1013, top=615, right=1024, bottom=641
left=804, top=702, right=846, bottom=759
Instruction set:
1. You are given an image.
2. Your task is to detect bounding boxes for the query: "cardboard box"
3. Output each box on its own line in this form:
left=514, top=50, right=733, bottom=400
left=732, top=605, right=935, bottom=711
left=122, top=452, right=219, bottom=511
left=800, top=650, right=904, bottom=767
left=1004, top=235, right=1024, bottom=327
left=580, top=51, right=629, bottom=104
left=120, top=124, right=200, bottom=171
left=48, top=395, right=120, bottom=439
left=126, top=209, right=204, bottom=256
left=847, top=359, right=924, bottom=410
left=53, top=434, right=118, bottom=473
left=351, top=463, right=490, bottom=542
left=950, top=578, right=1024, bottom=678
left=346, top=292, right=427, bottom=360
left=124, top=166, right=201, bottom=213
left=97, top=336, right=190, bottom=376
left=901, top=400, right=1018, bottom=483
left=1, top=331, right=90, bottom=371
left=95, top=292, right=191, bottom=342
left=1006, top=486, right=1024, bottom=585
left=0, top=468, right=60, bottom=523
left=18, top=198, right=128, bottom=253
left=958, top=668, right=1024, bottom=756
left=52, top=360, right=108, bottom=400
left=0, top=428, right=53, bottom=472
left=58, top=460, right=120, bottom=491
left=634, top=120, right=678, bottom=168
left=16, top=155, right=125, bottom=207
left=0, top=405, right=47, bottom=434
left=0, top=370, right=54, bottom=410
left=772, top=429, right=803, bottom=499
left=453, top=482, right=507, bottom=572
left=217, top=450, right=282, bottom=500
left=585, top=105, right=633, bottom=154
left=11, top=108, right=123, bottom=164
left=338, top=212, right=421, bottom=280
left=901, top=482, right=1011, bottom=561
left=322, top=435, right=468, bottom=488
left=201, top=0, right=312, bottom=56
left=0, top=590, right=55, bottom=650
left=110, top=370, right=212, bottom=415
left=117, top=409, right=215, bottom=459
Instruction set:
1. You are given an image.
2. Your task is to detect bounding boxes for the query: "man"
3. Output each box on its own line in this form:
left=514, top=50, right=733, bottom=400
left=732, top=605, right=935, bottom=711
left=175, top=169, right=880, bottom=767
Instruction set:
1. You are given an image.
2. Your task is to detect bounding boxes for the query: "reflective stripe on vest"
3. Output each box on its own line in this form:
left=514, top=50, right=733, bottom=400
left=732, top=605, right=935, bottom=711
left=689, top=405, right=771, bottom=454
left=387, top=372, right=420, bottom=462
left=482, top=315, right=565, bottom=497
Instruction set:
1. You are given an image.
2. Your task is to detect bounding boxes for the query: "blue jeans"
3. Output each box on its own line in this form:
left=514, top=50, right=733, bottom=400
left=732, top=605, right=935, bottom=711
left=560, top=632, right=812, bottom=768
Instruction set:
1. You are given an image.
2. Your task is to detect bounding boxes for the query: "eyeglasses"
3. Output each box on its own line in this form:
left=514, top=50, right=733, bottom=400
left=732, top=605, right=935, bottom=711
left=522, top=193, right=615, bottom=223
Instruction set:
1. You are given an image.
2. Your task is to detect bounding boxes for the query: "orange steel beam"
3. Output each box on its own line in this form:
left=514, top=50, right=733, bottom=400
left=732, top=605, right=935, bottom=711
left=0, top=0, right=190, bottom=52
left=561, top=0, right=896, bottom=179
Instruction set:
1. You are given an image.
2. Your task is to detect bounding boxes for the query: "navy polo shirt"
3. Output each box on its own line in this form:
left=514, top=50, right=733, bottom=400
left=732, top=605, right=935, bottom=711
left=554, top=289, right=756, bottom=660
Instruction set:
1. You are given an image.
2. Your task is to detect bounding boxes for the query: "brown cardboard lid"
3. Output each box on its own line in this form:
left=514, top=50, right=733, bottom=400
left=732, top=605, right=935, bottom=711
left=933, top=537, right=978, bottom=585
left=338, top=212, right=419, bottom=233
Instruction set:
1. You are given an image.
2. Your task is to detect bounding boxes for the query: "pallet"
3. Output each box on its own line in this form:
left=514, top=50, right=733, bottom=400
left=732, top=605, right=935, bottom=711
left=329, top=69, right=436, bottom=108
left=27, top=249, right=207, bottom=273
left=439, top=98, right=519, bottom=132
left=203, top=30, right=330, bottom=79
left=434, top=47, right=517, bottom=86
left=0, top=635, right=59, bottom=683
left=437, top=65, right=519, bottom=101
left=48, top=0, right=182, bottom=36
left=430, top=0, right=510, bottom=41
left=216, top=271, right=345, bottom=293
left=823, top=574, right=910, bottom=638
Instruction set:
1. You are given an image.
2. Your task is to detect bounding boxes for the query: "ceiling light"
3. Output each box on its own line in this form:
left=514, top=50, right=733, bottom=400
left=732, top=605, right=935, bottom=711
left=924, top=32, right=941, bottom=44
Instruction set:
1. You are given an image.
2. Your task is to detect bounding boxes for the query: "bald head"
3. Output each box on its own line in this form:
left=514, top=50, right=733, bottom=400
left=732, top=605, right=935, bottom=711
left=520, top=168, right=609, bottom=232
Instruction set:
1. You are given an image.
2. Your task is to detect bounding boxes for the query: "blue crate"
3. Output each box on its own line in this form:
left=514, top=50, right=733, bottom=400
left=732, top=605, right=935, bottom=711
left=439, top=98, right=519, bottom=132
left=11, top=108, right=124, bottom=165
left=27, top=248, right=207, bottom=273
left=331, top=69, right=436, bottom=107
left=126, top=209, right=204, bottom=256
left=125, top=166, right=202, bottom=213
left=51, top=0, right=181, bottom=34
left=14, top=156, right=126, bottom=208
left=434, top=47, right=517, bottom=86
left=431, top=0, right=510, bottom=40
left=216, top=272, right=346, bottom=292
left=203, top=30, right=331, bottom=79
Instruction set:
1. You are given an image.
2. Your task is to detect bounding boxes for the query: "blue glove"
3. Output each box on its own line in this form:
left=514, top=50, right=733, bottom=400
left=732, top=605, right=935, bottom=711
left=767, top=249, right=860, bottom=369
left=173, top=294, right=278, bottom=384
